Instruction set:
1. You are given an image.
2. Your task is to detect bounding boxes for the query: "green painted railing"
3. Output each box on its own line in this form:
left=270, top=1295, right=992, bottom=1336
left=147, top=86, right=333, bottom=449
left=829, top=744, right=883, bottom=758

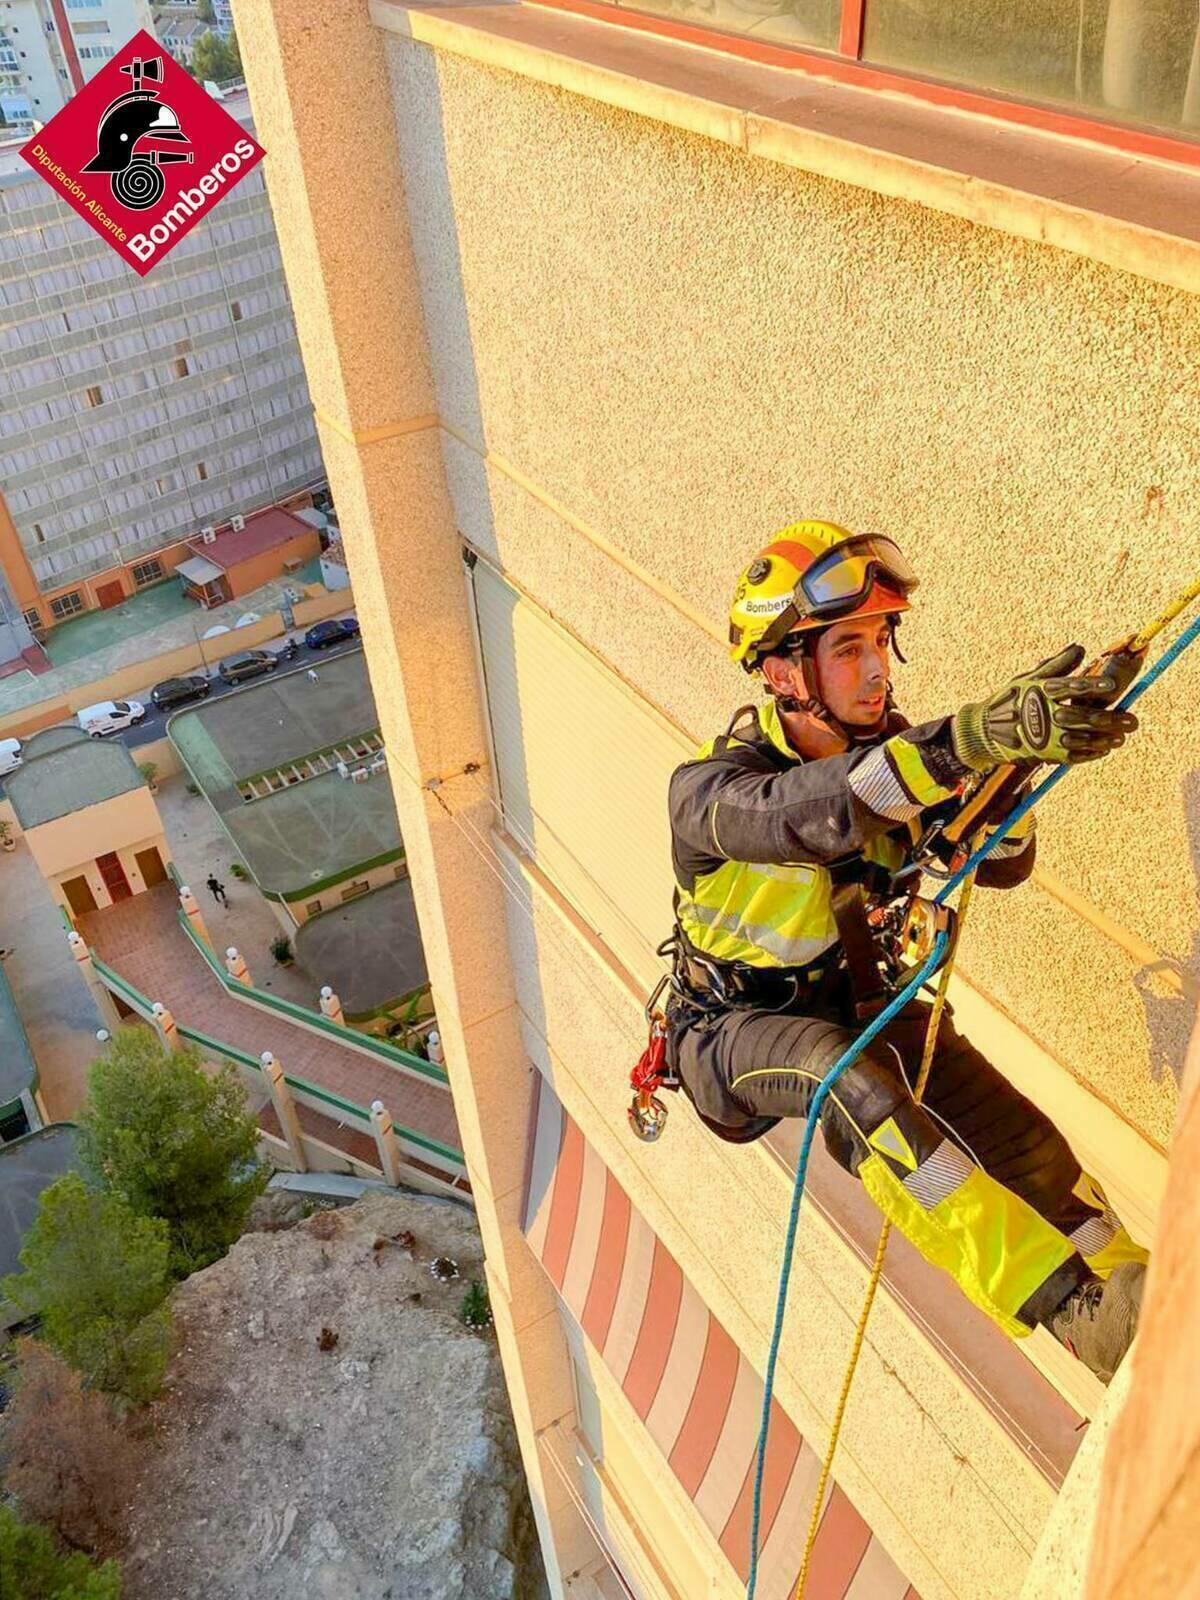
left=90, top=954, right=155, bottom=1017
left=173, top=906, right=450, bottom=1086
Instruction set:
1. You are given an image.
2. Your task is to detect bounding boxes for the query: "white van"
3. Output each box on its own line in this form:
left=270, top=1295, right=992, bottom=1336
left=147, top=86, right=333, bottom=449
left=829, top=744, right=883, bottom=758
left=76, top=699, right=146, bottom=737
left=0, top=737, right=21, bottom=777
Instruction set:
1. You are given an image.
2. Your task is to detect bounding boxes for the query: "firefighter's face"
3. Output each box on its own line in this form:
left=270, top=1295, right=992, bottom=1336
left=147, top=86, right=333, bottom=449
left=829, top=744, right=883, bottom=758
left=813, top=617, right=891, bottom=727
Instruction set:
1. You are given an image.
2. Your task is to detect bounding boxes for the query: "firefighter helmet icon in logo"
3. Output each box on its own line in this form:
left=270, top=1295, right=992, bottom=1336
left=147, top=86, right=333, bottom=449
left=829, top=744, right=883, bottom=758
left=81, top=54, right=194, bottom=210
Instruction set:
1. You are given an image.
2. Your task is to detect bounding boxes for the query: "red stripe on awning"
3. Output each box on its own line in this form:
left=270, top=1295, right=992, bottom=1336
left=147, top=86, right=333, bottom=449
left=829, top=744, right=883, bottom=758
left=719, top=1399, right=804, bottom=1582
left=581, top=1170, right=631, bottom=1352
left=622, top=1238, right=683, bottom=1420
left=541, top=1117, right=585, bottom=1289
left=804, top=1487, right=874, bottom=1600
left=669, top=1316, right=741, bottom=1497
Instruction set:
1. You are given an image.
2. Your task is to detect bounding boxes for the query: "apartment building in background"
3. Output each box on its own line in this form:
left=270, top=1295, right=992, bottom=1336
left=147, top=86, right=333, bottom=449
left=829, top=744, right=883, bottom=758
left=0, top=90, right=325, bottom=643
left=0, top=0, right=154, bottom=132
left=240, top=5, right=1200, bottom=1599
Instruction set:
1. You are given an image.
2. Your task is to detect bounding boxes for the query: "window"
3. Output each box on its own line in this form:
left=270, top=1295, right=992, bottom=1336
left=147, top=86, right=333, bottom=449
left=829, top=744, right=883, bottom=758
left=50, top=590, right=84, bottom=619
left=22, top=607, right=41, bottom=628
left=305, top=899, right=322, bottom=917
left=84, top=384, right=103, bottom=407
left=230, top=301, right=243, bottom=321
left=32, top=523, right=44, bottom=543
left=566, top=0, right=1200, bottom=152
left=195, top=461, right=208, bottom=481
left=131, top=558, right=163, bottom=587
left=173, top=357, right=190, bottom=378
left=340, top=881, right=371, bottom=902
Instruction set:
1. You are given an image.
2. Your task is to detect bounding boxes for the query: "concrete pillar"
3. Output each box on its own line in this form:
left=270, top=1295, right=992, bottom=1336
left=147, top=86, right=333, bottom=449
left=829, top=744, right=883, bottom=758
left=235, top=8, right=588, bottom=1590
left=66, top=929, right=121, bottom=1031
left=150, top=1000, right=180, bottom=1052
left=225, top=946, right=250, bottom=984
left=179, top=885, right=211, bottom=948
left=319, top=984, right=345, bottom=1025
left=260, top=1050, right=307, bottom=1173
left=426, top=1029, right=444, bottom=1066
left=369, top=1098, right=403, bottom=1187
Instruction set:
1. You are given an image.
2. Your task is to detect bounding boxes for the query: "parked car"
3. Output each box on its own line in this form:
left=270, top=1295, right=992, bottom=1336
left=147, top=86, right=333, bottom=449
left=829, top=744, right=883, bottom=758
left=0, top=737, right=21, bottom=777
left=304, top=617, right=360, bottom=650
left=77, top=700, right=146, bottom=737
left=218, top=650, right=279, bottom=686
left=150, top=675, right=212, bottom=712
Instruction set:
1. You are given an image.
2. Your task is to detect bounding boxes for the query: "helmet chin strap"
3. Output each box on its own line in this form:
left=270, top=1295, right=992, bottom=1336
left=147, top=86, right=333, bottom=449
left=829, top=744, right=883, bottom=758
left=775, top=640, right=891, bottom=750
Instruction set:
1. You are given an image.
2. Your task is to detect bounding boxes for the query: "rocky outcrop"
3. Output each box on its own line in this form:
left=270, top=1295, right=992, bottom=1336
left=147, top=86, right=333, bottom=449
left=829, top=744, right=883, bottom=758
left=123, top=1194, right=547, bottom=1600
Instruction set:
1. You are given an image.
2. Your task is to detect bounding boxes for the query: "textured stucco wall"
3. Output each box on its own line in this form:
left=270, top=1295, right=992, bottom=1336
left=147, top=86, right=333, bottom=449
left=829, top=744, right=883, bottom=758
left=384, top=38, right=1200, bottom=1148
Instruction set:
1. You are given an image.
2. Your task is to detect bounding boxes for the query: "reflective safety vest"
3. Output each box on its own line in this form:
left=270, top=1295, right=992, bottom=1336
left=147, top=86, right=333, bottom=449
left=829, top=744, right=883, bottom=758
left=670, top=701, right=914, bottom=972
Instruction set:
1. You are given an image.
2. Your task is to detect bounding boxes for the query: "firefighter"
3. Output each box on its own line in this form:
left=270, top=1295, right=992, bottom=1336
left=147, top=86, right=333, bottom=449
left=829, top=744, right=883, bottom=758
left=666, top=521, right=1147, bottom=1382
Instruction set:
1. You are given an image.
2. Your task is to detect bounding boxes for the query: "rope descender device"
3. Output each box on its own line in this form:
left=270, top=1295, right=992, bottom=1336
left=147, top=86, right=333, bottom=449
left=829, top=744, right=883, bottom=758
left=629, top=968, right=676, bottom=1142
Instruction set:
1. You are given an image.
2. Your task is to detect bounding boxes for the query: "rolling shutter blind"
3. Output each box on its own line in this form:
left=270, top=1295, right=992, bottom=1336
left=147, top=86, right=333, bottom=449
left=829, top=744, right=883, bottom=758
left=471, top=563, right=689, bottom=992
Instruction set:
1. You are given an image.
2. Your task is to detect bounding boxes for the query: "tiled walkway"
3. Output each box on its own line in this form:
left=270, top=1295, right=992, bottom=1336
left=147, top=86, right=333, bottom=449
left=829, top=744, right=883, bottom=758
left=81, top=886, right=461, bottom=1167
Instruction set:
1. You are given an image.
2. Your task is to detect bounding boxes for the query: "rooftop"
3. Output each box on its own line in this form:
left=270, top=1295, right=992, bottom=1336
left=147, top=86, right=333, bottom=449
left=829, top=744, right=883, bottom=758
left=7, top=726, right=143, bottom=830
left=0, top=961, right=38, bottom=1106
left=168, top=653, right=401, bottom=896
left=0, top=1126, right=79, bottom=1289
left=169, top=649, right=379, bottom=788
left=186, top=508, right=319, bottom=573
left=295, top=877, right=428, bottom=1017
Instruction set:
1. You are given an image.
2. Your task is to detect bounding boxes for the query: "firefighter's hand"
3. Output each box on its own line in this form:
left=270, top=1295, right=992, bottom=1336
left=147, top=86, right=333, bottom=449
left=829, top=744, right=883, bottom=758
left=951, top=644, right=1139, bottom=772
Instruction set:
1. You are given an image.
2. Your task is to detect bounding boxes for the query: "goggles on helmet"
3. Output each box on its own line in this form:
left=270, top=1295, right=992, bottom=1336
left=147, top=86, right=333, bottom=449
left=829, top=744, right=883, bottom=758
left=789, top=534, right=916, bottom=626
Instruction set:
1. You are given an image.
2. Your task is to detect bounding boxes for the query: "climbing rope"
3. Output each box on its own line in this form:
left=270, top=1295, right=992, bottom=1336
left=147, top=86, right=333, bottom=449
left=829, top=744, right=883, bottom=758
left=791, top=867, right=980, bottom=1600
left=747, top=590, right=1200, bottom=1600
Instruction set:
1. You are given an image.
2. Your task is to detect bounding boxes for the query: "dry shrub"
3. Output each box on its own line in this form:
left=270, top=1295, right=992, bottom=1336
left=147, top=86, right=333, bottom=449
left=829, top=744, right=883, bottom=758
left=3, top=1339, right=140, bottom=1555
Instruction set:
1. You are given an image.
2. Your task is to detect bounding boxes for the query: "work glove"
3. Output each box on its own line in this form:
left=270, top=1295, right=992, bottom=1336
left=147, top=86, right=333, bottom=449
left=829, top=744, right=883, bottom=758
left=951, top=643, right=1141, bottom=772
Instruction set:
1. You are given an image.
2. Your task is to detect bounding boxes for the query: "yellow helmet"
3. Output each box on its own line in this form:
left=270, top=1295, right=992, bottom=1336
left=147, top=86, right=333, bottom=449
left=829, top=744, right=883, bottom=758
left=728, top=520, right=917, bottom=673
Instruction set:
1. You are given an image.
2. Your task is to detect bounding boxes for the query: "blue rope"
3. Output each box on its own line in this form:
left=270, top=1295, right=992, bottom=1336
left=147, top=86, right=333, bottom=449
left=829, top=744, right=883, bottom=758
left=745, top=606, right=1200, bottom=1598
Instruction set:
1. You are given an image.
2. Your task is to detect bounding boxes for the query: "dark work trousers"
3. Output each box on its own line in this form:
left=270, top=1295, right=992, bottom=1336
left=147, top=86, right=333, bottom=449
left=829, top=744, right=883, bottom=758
left=667, top=985, right=1110, bottom=1333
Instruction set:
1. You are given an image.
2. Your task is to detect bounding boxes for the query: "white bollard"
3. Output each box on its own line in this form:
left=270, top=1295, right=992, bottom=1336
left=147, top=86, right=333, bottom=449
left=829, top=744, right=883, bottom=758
left=225, top=946, right=250, bottom=984
left=150, top=1000, right=180, bottom=1052
left=319, top=985, right=345, bottom=1026
left=179, top=885, right=212, bottom=949
left=260, top=1050, right=307, bottom=1173
left=369, top=1099, right=403, bottom=1187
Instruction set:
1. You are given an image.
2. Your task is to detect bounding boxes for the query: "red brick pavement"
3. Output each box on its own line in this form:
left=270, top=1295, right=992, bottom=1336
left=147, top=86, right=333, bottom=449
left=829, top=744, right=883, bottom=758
left=82, top=886, right=462, bottom=1165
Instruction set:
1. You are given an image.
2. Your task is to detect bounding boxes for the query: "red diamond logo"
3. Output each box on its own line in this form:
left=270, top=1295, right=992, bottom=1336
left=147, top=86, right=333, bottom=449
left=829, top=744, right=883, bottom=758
left=19, top=29, right=264, bottom=277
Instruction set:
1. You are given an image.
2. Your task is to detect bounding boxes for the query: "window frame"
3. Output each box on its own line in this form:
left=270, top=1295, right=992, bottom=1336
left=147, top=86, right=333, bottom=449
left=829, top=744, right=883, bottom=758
left=131, top=558, right=164, bottom=587
left=49, top=590, right=84, bottom=620
left=539, top=0, right=1200, bottom=170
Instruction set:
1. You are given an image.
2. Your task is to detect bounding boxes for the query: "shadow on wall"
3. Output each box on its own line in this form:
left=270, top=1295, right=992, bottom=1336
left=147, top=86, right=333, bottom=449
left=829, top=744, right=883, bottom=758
left=1134, top=767, right=1200, bottom=1088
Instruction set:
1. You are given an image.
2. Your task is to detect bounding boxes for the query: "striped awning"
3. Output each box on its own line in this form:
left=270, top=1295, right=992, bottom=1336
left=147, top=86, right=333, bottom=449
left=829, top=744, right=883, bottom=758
left=524, top=1077, right=921, bottom=1600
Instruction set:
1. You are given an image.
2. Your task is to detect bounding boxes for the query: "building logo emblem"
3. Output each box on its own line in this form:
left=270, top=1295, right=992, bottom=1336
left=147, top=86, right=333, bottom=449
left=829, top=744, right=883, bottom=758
left=19, top=30, right=264, bottom=277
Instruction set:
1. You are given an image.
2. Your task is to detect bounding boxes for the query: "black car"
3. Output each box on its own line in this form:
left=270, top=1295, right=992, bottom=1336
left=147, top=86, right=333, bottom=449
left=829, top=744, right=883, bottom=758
left=304, top=617, right=360, bottom=650
left=218, top=650, right=279, bottom=686
left=150, top=674, right=211, bottom=711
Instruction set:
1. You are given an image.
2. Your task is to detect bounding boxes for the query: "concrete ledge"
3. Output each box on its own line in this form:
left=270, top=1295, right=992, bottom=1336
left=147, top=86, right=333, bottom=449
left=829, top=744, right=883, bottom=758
left=372, top=0, right=1200, bottom=297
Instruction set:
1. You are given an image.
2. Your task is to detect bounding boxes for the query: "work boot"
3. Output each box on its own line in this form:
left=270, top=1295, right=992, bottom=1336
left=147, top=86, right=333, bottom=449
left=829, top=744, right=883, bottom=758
left=1049, top=1261, right=1147, bottom=1384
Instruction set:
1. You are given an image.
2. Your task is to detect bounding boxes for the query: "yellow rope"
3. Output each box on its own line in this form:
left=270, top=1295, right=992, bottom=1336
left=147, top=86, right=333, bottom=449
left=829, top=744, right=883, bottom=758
left=1129, top=572, right=1200, bottom=653
left=792, top=870, right=979, bottom=1600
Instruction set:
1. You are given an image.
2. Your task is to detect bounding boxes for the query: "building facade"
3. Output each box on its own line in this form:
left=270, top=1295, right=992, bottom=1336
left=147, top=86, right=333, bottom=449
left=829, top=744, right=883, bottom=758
left=0, top=0, right=154, bottom=132
left=242, top=5, right=1199, bottom=1599
left=0, top=90, right=325, bottom=636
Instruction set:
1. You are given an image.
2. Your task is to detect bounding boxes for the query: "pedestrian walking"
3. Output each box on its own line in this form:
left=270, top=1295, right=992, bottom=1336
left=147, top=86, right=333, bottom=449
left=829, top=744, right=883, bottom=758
left=206, top=874, right=228, bottom=908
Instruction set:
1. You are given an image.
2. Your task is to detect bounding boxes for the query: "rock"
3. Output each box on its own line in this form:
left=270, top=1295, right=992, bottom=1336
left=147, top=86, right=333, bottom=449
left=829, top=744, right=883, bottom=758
left=121, top=1195, right=548, bottom=1600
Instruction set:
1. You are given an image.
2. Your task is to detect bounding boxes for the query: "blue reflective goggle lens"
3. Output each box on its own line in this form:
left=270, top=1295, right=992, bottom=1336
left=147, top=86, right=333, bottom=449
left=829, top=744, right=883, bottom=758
left=801, top=537, right=916, bottom=614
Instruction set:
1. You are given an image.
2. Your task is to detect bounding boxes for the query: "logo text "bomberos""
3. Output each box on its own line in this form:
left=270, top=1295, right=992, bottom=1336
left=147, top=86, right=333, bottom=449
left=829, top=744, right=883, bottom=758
left=127, top=135, right=257, bottom=262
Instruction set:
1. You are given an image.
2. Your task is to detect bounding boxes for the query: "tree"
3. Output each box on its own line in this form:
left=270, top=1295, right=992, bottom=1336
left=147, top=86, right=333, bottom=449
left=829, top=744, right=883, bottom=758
left=190, top=28, right=241, bottom=85
left=78, top=1029, right=267, bottom=1277
left=4, top=1342, right=140, bottom=1556
left=0, top=1505, right=122, bottom=1599
left=1, top=1175, right=171, bottom=1406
